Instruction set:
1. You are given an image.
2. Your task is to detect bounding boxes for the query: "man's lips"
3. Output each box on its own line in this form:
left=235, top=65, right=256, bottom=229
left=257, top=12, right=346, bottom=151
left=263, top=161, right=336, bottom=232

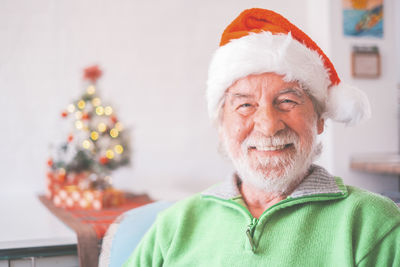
left=248, top=143, right=294, bottom=152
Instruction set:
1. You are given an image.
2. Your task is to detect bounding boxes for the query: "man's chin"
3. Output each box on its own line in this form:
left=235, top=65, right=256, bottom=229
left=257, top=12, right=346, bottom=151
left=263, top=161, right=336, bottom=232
left=234, top=158, right=311, bottom=194
left=248, top=160, right=295, bottom=180
left=239, top=169, right=304, bottom=194
left=251, top=167, right=286, bottom=180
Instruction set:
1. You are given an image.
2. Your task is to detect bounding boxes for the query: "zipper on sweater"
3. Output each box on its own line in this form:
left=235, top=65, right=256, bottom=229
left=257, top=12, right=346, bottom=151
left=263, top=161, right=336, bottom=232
left=246, top=217, right=258, bottom=252
left=203, top=192, right=347, bottom=253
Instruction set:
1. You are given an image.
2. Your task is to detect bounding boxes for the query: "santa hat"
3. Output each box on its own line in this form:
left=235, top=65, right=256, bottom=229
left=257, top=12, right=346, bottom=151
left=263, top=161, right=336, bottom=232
left=207, top=8, right=370, bottom=126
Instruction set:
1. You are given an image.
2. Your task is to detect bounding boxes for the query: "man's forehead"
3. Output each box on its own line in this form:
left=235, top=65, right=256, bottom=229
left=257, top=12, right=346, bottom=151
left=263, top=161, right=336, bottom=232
left=227, top=73, right=303, bottom=93
left=226, top=80, right=305, bottom=98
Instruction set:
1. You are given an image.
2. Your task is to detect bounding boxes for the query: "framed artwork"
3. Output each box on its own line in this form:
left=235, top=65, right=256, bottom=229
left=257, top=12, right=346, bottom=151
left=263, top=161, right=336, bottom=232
left=343, top=0, right=383, bottom=38
left=351, top=46, right=380, bottom=78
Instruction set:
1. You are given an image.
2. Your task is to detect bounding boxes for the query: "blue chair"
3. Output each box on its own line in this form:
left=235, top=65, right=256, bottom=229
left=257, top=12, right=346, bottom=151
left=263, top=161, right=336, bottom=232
left=99, top=201, right=173, bottom=267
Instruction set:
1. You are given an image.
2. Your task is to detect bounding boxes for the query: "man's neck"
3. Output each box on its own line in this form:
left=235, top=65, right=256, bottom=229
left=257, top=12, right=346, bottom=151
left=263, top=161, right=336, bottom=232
left=239, top=182, right=289, bottom=219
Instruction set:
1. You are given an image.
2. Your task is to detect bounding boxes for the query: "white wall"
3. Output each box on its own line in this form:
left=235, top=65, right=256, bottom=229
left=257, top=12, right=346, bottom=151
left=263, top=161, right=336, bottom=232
left=329, top=0, right=399, bottom=193
left=305, top=0, right=334, bottom=173
left=0, top=0, right=312, bottom=200
left=397, top=0, right=400, bottom=82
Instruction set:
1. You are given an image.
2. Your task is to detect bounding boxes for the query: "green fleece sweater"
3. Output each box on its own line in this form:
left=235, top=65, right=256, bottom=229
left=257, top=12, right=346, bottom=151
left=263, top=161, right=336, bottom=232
left=124, top=166, right=400, bottom=266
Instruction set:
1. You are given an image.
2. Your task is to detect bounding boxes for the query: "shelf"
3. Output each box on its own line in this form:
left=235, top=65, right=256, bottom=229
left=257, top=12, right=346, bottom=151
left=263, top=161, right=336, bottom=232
left=0, top=244, right=77, bottom=261
left=350, top=153, right=400, bottom=175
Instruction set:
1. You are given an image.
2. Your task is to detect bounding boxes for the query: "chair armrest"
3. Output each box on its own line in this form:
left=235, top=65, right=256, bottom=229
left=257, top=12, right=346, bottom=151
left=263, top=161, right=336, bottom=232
left=99, top=201, right=173, bottom=267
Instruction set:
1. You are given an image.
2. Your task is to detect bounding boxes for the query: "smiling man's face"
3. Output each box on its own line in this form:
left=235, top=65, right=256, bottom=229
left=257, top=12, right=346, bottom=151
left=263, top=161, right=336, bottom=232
left=219, top=72, right=324, bottom=193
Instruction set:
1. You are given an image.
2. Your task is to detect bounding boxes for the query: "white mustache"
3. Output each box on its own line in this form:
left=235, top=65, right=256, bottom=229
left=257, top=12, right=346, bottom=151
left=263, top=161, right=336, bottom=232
left=242, top=130, right=299, bottom=151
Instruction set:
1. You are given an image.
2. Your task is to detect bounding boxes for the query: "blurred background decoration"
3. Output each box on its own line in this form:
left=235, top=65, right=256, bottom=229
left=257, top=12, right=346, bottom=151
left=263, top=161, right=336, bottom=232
left=46, top=65, right=130, bottom=210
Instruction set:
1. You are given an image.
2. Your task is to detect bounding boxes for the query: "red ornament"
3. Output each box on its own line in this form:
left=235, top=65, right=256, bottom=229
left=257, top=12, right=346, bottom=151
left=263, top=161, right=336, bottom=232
left=68, top=134, right=74, bottom=143
left=61, top=111, right=68, bottom=118
left=82, top=112, right=90, bottom=120
left=47, top=172, right=54, bottom=179
left=47, top=158, right=53, bottom=167
left=99, top=156, right=109, bottom=165
left=57, top=173, right=66, bottom=183
left=83, top=65, right=102, bottom=82
left=110, top=115, right=118, bottom=123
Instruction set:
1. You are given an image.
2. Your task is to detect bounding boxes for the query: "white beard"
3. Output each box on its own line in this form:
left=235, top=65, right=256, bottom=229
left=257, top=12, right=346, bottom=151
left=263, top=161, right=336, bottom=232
left=221, top=128, right=321, bottom=194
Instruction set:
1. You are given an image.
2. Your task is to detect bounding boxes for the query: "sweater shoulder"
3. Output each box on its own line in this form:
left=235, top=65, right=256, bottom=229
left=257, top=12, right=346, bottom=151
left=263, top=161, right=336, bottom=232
left=151, top=193, right=212, bottom=246
left=345, top=185, right=400, bottom=218
left=340, top=186, right=400, bottom=263
left=339, top=184, right=400, bottom=242
left=156, top=193, right=207, bottom=224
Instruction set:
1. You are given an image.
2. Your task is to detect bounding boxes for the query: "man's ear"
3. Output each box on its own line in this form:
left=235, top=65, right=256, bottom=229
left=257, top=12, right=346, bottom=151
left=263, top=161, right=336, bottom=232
left=317, top=118, right=324, bottom=135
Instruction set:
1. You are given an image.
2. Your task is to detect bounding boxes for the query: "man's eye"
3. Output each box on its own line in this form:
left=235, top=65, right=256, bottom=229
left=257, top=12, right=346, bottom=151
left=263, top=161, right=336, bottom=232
left=236, top=103, right=255, bottom=115
left=239, top=103, right=252, bottom=108
left=278, top=99, right=298, bottom=110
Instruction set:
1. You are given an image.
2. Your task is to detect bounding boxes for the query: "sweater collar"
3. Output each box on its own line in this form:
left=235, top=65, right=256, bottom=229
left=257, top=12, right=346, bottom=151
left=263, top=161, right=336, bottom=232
left=201, top=164, right=346, bottom=200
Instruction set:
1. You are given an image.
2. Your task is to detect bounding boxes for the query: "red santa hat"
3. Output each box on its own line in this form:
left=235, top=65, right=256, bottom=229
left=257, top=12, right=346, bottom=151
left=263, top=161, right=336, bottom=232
left=207, top=8, right=370, bottom=126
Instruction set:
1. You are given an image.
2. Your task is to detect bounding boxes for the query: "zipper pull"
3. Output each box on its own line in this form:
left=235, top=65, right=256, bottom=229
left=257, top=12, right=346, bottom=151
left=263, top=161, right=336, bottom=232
left=246, top=218, right=258, bottom=252
left=246, top=227, right=256, bottom=252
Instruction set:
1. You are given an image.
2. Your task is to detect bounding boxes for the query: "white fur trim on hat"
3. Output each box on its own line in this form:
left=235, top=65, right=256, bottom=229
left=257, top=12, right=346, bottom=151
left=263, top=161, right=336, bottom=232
left=206, top=31, right=371, bottom=126
left=326, top=83, right=371, bottom=126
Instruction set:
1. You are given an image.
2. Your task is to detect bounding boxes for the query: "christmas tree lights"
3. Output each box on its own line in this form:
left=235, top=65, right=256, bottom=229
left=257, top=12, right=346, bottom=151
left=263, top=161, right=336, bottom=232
left=46, top=65, right=130, bottom=209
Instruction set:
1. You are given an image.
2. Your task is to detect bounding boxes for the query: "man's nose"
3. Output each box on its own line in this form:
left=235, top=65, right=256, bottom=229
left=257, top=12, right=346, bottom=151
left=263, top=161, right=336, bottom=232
left=253, top=105, right=285, bottom=136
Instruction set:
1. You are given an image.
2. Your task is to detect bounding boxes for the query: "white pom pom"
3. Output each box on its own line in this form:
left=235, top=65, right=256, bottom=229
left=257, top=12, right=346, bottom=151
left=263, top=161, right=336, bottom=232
left=326, top=83, right=371, bottom=126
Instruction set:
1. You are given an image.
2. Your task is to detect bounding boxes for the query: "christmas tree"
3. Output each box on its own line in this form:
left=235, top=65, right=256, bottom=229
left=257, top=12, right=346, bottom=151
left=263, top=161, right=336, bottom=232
left=46, top=66, right=130, bottom=209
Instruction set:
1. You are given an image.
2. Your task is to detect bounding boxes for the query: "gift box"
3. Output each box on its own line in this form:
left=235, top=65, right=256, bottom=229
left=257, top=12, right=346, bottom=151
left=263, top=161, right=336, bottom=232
left=52, top=185, right=126, bottom=210
left=45, top=170, right=89, bottom=199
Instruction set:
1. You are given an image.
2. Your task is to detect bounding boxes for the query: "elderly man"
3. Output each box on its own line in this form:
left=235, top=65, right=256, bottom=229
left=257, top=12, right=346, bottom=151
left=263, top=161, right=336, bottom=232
left=125, top=8, right=400, bottom=266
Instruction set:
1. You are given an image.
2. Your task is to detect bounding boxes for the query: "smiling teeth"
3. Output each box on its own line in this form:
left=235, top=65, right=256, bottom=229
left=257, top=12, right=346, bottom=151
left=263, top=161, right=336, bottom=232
left=253, top=144, right=286, bottom=151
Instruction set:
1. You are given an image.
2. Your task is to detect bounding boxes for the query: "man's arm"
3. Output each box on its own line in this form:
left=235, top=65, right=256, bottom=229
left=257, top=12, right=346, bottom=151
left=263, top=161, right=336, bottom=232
left=123, top=221, right=164, bottom=267
left=356, top=225, right=400, bottom=267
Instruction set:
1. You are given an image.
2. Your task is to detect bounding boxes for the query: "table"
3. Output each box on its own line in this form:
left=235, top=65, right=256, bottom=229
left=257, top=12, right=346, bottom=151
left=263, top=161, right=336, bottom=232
left=0, top=193, right=78, bottom=267
left=39, top=193, right=152, bottom=267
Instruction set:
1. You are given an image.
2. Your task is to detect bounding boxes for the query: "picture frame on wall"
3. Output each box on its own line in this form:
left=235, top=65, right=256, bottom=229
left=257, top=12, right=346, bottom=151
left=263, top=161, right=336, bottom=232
left=343, top=0, right=384, bottom=38
left=351, top=46, right=380, bottom=78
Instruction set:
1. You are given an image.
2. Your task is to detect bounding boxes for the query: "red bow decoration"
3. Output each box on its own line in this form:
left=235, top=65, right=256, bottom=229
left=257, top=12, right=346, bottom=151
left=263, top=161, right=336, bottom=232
left=84, top=65, right=102, bottom=82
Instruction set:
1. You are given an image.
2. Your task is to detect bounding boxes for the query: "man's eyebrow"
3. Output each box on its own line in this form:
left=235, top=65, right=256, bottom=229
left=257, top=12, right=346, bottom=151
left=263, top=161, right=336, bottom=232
left=278, top=88, right=304, bottom=97
left=228, top=93, right=254, bottom=98
left=226, top=92, right=254, bottom=102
